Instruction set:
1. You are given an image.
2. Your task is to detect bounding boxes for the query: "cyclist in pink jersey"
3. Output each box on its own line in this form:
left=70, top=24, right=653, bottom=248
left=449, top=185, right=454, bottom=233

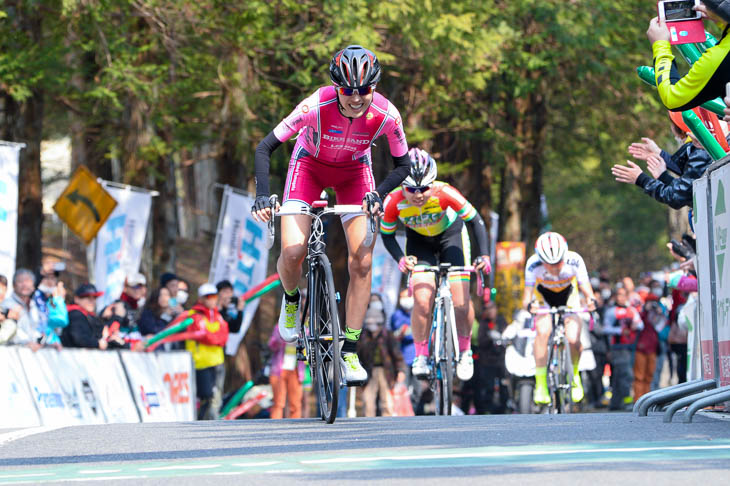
left=251, top=45, right=410, bottom=384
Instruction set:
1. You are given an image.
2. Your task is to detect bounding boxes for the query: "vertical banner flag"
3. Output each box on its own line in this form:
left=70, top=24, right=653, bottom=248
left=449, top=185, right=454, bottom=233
left=0, top=143, right=21, bottom=280
left=494, top=242, right=526, bottom=324
left=371, top=233, right=405, bottom=321
left=693, top=176, right=716, bottom=381
left=209, top=186, right=270, bottom=355
left=94, top=184, right=152, bottom=310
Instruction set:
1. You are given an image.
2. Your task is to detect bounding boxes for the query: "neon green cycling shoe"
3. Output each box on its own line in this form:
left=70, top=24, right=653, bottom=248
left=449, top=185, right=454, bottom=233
left=571, top=372, right=584, bottom=403
left=533, top=384, right=550, bottom=405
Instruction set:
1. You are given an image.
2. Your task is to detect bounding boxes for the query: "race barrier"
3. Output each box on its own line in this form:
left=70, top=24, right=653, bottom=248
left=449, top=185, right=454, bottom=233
left=0, top=346, right=194, bottom=428
left=635, top=155, right=730, bottom=421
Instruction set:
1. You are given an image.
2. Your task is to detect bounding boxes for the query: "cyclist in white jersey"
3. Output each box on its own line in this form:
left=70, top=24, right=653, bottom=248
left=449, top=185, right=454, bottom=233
left=521, top=232, right=596, bottom=405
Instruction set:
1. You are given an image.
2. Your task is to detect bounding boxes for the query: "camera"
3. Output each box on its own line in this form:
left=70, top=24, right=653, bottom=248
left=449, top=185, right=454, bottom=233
left=658, top=0, right=702, bottom=22
left=670, top=238, right=694, bottom=260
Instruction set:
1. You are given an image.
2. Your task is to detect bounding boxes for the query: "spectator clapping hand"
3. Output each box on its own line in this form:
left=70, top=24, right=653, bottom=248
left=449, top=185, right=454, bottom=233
left=612, top=160, right=644, bottom=184
left=628, top=137, right=661, bottom=161
left=646, top=153, right=667, bottom=178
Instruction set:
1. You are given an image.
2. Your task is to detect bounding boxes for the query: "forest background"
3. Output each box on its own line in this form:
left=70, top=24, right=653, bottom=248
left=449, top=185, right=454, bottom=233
left=2, top=0, right=695, bottom=315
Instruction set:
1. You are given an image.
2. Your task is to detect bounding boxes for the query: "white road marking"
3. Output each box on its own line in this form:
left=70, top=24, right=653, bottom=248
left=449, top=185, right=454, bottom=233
left=78, top=470, right=122, bottom=474
left=139, top=464, right=221, bottom=472
left=0, top=473, right=54, bottom=479
left=264, top=469, right=303, bottom=474
left=300, top=444, right=730, bottom=464
left=60, top=475, right=147, bottom=482
left=231, top=461, right=281, bottom=468
left=0, top=426, right=65, bottom=447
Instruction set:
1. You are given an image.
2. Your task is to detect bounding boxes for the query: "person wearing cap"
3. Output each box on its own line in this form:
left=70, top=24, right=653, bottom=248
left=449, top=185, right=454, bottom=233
left=169, top=283, right=229, bottom=419
left=612, top=115, right=713, bottom=209
left=120, top=272, right=147, bottom=324
left=61, top=283, right=128, bottom=350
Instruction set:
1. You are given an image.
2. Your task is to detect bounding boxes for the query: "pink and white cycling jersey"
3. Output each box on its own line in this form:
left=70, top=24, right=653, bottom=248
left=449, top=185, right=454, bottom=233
left=273, top=86, right=408, bottom=165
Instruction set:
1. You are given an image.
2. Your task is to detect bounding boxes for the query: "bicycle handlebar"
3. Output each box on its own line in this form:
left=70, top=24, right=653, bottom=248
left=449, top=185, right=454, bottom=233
left=407, top=264, right=487, bottom=297
left=531, top=306, right=591, bottom=315
left=264, top=194, right=376, bottom=248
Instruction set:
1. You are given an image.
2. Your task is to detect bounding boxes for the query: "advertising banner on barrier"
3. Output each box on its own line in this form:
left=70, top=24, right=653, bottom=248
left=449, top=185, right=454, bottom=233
left=209, top=186, right=269, bottom=355
left=74, top=349, right=140, bottom=423
left=94, top=184, right=152, bottom=310
left=0, top=347, right=41, bottom=428
left=17, top=347, right=85, bottom=426
left=494, top=242, right=526, bottom=324
left=371, top=233, right=405, bottom=321
left=120, top=351, right=192, bottom=422
left=694, top=175, right=716, bottom=381
left=0, top=143, right=21, bottom=280
left=710, top=164, right=730, bottom=386
left=155, top=352, right=195, bottom=421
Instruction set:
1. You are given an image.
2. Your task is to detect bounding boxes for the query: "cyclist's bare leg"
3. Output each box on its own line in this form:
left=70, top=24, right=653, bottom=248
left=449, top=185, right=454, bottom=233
left=410, top=272, right=436, bottom=344
left=276, top=215, right=312, bottom=292
left=533, top=315, right=552, bottom=367
left=564, top=315, right=583, bottom=367
left=342, top=215, right=375, bottom=332
left=449, top=278, right=472, bottom=350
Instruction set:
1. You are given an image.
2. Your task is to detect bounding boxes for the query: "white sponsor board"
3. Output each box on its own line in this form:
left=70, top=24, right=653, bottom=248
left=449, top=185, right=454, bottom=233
left=0, top=347, right=41, bottom=428
left=371, top=233, right=405, bottom=321
left=694, top=175, right=716, bottom=381
left=120, top=351, right=193, bottom=422
left=209, top=187, right=270, bottom=355
left=710, top=164, right=730, bottom=386
left=93, top=184, right=153, bottom=310
left=0, top=144, right=21, bottom=280
left=155, top=351, right=195, bottom=421
left=75, top=349, right=140, bottom=423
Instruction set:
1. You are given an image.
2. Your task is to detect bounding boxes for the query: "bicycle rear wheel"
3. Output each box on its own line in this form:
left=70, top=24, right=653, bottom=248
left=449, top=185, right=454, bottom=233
left=309, top=254, right=341, bottom=423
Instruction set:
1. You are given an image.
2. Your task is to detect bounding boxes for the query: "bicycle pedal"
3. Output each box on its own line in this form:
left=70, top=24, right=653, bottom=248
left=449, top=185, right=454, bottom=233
left=345, top=379, right=367, bottom=387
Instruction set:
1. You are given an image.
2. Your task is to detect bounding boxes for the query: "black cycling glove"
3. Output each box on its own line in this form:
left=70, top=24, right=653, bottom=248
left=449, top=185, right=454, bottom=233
left=251, top=195, right=271, bottom=214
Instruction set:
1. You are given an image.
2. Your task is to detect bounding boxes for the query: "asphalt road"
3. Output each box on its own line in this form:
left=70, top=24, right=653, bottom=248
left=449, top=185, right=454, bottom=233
left=1, top=412, right=729, bottom=485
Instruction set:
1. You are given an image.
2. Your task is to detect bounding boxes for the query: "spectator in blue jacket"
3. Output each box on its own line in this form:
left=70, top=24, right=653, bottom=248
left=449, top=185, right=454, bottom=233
left=32, top=262, right=69, bottom=344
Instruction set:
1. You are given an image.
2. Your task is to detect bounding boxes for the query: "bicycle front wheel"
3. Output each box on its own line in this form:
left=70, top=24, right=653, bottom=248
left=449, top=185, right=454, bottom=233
left=558, top=342, right=573, bottom=414
left=310, top=254, right=342, bottom=423
left=433, top=298, right=455, bottom=416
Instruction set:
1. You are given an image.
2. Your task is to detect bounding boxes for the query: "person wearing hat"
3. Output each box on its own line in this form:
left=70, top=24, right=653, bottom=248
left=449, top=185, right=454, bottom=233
left=61, top=283, right=129, bottom=349
left=120, top=272, right=147, bottom=324
left=168, top=283, right=230, bottom=419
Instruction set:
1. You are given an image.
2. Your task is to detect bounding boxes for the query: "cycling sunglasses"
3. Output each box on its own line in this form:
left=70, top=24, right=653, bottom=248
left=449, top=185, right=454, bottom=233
left=335, top=85, right=375, bottom=96
left=404, top=185, right=431, bottom=194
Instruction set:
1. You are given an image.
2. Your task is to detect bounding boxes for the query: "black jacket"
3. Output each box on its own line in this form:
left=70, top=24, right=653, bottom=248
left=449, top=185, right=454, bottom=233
left=61, top=306, right=105, bottom=348
left=635, top=143, right=712, bottom=209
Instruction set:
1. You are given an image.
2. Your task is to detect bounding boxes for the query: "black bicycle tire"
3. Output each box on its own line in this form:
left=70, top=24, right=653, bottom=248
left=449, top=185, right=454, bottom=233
left=443, top=296, right=455, bottom=415
left=310, top=254, right=341, bottom=423
left=561, top=340, right=573, bottom=414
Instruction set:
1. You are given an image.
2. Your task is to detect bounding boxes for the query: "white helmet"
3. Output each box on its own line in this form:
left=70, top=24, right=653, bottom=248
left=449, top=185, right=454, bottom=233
left=535, top=232, right=568, bottom=265
left=403, top=148, right=437, bottom=188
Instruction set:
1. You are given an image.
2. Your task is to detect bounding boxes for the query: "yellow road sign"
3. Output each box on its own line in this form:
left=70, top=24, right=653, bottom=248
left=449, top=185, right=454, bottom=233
left=53, top=165, right=117, bottom=245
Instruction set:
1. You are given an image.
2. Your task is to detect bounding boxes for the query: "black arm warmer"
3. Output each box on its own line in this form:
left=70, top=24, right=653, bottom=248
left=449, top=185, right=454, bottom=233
left=254, top=131, right=283, bottom=197
left=375, top=153, right=410, bottom=197
left=382, top=232, right=405, bottom=262
left=466, top=212, right=491, bottom=257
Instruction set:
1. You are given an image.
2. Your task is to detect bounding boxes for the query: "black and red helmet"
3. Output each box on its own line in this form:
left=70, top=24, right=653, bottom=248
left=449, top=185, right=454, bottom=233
left=329, top=45, right=381, bottom=88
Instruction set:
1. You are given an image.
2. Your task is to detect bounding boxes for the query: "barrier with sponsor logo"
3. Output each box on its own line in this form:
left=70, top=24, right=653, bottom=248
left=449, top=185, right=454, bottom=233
left=0, top=347, right=194, bottom=428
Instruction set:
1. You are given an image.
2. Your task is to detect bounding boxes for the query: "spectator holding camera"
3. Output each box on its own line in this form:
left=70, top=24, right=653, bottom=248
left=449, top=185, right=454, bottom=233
left=31, top=262, right=69, bottom=345
left=120, top=272, right=147, bottom=326
left=215, top=280, right=245, bottom=335
left=647, top=2, right=730, bottom=112
left=61, top=284, right=130, bottom=350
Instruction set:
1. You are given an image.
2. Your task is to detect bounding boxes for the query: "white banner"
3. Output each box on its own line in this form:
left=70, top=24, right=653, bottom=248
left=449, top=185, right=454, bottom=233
left=155, top=352, right=195, bottom=421
left=120, top=351, right=191, bottom=422
left=93, top=184, right=152, bottom=310
left=0, top=347, right=41, bottom=428
left=710, top=164, right=730, bottom=386
left=75, top=349, right=140, bottom=423
left=694, top=175, right=715, bottom=381
left=371, top=233, right=405, bottom=321
left=17, top=347, right=84, bottom=426
left=209, top=187, right=270, bottom=355
left=0, top=144, right=21, bottom=280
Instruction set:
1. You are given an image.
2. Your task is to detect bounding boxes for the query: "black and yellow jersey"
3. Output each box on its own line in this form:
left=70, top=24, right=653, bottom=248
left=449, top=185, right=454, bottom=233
left=653, top=26, right=730, bottom=112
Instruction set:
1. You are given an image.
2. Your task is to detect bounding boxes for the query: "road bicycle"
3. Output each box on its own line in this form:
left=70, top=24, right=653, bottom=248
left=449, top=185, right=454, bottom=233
left=408, top=263, right=485, bottom=415
left=265, top=195, right=377, bottom=423
left=532, top=306, right=588, bottom=414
